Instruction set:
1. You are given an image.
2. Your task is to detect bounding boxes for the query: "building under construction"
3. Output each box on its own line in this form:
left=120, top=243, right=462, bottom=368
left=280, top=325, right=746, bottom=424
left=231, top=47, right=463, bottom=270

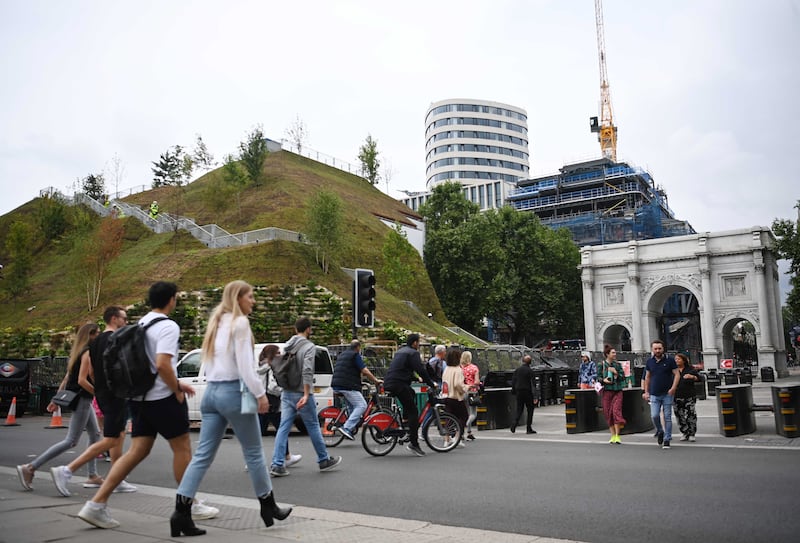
left=506, top=157, right=695, bottom=246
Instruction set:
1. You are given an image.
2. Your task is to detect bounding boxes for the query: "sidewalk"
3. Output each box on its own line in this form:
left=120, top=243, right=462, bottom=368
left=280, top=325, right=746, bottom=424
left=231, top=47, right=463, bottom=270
left=0, top=465, right=578, bottom=543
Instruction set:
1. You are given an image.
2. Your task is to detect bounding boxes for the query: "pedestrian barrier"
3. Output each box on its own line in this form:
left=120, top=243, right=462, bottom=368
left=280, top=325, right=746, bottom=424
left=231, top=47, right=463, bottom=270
left=717, top=384, right=774, bottom=437
left=564, top=389, right=606, bottom=433
left=2, top=397, right=20, bottom=426
left=45, top=406, right=65, bottom=429
left=771, top=385, right=800, bottom=438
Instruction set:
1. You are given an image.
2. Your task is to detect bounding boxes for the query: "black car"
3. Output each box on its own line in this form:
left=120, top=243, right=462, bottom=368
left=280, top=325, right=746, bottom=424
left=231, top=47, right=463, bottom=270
left=0, top=359, right=34, bottom=418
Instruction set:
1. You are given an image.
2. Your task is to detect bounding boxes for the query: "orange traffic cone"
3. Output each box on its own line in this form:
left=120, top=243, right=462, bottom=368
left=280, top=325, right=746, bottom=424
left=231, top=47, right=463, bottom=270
left=46, top=406, right=66, bottom=429
left=3, top=397, right=20, bottom=426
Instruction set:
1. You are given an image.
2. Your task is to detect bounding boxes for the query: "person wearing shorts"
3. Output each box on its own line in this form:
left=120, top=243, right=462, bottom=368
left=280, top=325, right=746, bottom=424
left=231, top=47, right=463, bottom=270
left=50, top=306, right=138, bottom=496
left=77, top=282, right=216, bottom=529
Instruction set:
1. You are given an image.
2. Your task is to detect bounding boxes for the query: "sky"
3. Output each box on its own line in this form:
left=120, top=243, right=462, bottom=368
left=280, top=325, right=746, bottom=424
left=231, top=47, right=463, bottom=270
left=1, top=1, right=799, bottom=233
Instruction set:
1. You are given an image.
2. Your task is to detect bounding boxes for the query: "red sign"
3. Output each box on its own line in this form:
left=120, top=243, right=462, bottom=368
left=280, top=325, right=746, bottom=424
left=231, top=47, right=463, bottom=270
left=720, top=359, right=733, bottom=369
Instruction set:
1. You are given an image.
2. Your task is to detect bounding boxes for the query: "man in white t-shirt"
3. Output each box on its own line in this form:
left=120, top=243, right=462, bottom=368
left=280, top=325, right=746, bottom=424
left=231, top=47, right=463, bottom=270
left=78, top=281, right=216, bottom=529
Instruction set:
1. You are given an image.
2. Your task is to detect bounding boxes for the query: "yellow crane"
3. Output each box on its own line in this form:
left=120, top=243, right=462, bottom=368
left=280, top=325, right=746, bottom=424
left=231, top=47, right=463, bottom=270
left=589, top=0, right=618, bottom=162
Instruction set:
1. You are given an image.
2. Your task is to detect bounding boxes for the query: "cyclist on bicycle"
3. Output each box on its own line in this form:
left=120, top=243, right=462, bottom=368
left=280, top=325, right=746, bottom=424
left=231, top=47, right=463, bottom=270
left=383, top=333, right=437, bottom=456
left=331, top=340, right=382, bottom=440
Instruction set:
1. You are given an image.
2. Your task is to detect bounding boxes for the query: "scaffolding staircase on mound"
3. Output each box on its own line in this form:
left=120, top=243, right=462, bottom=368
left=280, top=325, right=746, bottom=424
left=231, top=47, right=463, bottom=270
left=72, top=193, right=305, bottom=249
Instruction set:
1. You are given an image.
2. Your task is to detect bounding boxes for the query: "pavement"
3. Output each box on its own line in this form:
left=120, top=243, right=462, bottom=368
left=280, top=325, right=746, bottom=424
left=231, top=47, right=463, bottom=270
left=2, top=372, right=798, bottom=543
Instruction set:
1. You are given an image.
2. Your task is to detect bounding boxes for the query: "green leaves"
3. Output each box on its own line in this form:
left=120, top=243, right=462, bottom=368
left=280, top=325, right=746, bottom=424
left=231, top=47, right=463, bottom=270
left=239, top=125, right=269, bottom=187
left=357, top=134, right=381, bottom=185
left=772, top=200, right=800, bottom=323
left=305, top=190, right=345, bottom=274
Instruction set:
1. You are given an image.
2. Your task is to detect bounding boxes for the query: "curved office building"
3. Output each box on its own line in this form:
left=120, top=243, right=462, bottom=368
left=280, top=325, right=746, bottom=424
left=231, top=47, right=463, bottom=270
left=425, top=99, right=530, bottom=193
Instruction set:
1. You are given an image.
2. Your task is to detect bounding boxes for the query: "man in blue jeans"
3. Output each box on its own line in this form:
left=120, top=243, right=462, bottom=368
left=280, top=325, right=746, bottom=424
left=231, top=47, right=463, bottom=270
left=331, top=339, right=382, bottom=440
left=270, top=317, right=341, bottom=476
left=643, top=339, right=681, bottom=449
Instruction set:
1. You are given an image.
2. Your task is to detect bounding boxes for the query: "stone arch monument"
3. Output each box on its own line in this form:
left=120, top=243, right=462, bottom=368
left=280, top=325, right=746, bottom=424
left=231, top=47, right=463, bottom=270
left=580, top=227, right=787, bottom=377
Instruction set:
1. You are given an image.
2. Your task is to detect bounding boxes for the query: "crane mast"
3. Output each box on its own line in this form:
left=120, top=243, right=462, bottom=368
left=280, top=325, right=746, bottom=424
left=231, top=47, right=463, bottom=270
left=589, top=0, right=618, bottom=161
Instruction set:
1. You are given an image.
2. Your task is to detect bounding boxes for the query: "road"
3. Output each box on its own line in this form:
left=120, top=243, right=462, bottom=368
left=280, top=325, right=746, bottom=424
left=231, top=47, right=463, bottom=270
left=3, top=419, right=798, bottom=543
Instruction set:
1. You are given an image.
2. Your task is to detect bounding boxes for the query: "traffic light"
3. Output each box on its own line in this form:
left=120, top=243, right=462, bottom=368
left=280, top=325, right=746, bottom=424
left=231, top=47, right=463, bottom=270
left=354, top=268, right=376, bottom=327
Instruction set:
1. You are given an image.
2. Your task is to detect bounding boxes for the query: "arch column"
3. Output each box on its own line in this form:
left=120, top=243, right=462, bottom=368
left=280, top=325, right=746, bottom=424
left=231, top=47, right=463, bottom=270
left=698, top=254, right=719, bottom=368
left=753, top=255, right=775, bottom=350
left=582, top=278, right=596, bottom=350
left=627, top=269, right=643, bottom=352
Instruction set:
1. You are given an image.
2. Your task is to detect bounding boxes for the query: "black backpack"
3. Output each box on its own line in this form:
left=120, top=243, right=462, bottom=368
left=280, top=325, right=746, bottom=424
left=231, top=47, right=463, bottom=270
left=103, top=316, right=168, bottom=399
left=271, top=348, right=303, bottom=390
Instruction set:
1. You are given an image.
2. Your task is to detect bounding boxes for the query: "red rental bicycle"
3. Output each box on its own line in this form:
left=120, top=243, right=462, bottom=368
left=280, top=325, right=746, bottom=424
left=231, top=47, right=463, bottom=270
left=318, top=384, right=391, bottom=447
left=361, top=388, right=463, bottom=455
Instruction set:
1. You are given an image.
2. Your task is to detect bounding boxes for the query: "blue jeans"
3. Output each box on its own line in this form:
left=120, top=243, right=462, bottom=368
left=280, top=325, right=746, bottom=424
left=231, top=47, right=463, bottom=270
left=336, top=389, right=367, bottom=433
left=271, top=390, right=329, bottom=467
left=177, top=381, right=272, bottom=499
left=32, top=396, right=100, bottom=476
left=650, top=393, right=674, bottom=442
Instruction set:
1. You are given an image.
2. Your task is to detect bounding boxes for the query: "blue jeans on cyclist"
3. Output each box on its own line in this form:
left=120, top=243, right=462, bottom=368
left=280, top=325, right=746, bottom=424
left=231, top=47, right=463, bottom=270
left=271, top=391, right=330, bottom=468
left=335, top=388, right=367, bottom=434
left=385, top=385, right=419, bottom=447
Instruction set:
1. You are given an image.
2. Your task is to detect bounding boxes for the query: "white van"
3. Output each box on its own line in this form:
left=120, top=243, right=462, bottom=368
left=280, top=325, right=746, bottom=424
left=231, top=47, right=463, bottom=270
left=177, top=343, right=335, bottom=424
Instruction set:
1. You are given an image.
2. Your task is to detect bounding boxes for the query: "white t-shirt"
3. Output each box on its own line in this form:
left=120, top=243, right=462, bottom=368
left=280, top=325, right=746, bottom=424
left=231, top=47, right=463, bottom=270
left=136, top=311, right=180, bottom=401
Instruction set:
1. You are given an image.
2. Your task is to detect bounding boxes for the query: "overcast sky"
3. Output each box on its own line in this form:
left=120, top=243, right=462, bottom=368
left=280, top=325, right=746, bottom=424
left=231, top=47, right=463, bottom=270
left=2, top=0, right=798, bottom=235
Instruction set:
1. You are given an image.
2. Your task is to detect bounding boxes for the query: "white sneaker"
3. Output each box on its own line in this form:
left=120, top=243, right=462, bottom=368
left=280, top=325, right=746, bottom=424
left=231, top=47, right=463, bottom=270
left=112, top=480, right=137, bottom=493
left=688, top=435, right=696, bottom=442
left=78, top=502, right=120, bottom=529
left=50, top=466, right=72, bottom=497
left=191, top=500, right=219, bottom=520
left=286, top=454, right=302, bottom=467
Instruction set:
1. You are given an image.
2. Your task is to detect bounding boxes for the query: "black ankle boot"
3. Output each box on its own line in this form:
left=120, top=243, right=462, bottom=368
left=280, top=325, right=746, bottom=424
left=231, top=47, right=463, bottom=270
left=170, top=495, right=207, bottom=537
left=258, top=491, right=292, bottom=527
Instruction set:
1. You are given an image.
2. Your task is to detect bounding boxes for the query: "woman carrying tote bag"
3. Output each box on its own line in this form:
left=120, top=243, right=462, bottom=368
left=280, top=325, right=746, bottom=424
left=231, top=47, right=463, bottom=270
left=169, top=281, right=291, bottom=537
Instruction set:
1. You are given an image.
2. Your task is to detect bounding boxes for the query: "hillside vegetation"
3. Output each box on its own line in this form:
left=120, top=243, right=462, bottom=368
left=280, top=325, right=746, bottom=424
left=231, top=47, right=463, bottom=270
left=0, top=150, right=462, bottom=346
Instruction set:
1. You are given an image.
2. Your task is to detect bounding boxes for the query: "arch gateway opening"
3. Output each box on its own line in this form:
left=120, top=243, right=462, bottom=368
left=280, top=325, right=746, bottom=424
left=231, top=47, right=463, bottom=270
left=581, top=227, right=787, bottom=377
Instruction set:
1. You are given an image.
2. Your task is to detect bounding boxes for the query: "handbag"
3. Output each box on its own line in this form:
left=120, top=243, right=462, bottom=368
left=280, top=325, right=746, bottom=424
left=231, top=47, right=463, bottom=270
left=240, top=380, right=258, bottom=414
left=52, top=389, right=79, bottom=409
left=467, top=392, right=482, bottom=407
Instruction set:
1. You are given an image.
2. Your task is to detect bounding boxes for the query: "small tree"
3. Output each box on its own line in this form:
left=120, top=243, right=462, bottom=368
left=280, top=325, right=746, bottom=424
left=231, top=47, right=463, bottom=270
left=358, top=134, right=381, bottom=185
left=773, top=200, right=800, bottom=323
left=381, top=223, right=416, bottom=294
left=82, top=173, right=106, bottom=200
left=152, top=145, right=192, bottom=187
left=305, top=190, right=344, bottom=274
left=107, top=153, right=125, bottom=198
left=35, top=193, right=69, bottom=242
left=3, top=221, right=33, bottom=300
left=239, top=126, right=268, bottom=186
left=75, top=218, right=125, bottom=311
left=221, top=154, right=249, bottom=216
left=192, top=134, right=216, bottom=171
left=285, top=115, right=308, bottom=154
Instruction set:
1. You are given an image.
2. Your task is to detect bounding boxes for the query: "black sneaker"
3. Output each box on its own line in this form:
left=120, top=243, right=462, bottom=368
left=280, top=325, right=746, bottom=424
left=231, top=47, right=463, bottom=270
left=406, top=443, right=426, bottom=457
left=656, top=432, right=664, bottom=446
left=337, top=427, right=355, bottom=441
left=662, top=440, right=671, bottom=449
left=466, top=433, right=476, bottom=441
left=319, top=456, right=342, bottom=472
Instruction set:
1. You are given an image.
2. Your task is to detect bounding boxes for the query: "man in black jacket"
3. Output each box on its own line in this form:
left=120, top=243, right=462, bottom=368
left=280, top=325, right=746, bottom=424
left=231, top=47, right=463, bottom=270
left=383, top=334, right=437, bottom=456
left=510, top=355, right=540, bottom=434
left=331, top=340, right=382, bottom=440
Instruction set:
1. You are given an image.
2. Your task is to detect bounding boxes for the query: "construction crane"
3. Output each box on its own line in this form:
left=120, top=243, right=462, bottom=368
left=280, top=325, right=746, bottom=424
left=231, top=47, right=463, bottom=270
left=589, top=0, right=618, bottom=162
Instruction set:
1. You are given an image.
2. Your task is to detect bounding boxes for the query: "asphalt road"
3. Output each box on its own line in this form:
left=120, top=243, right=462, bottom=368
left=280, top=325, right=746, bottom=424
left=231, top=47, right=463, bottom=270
left=4, top=421, right=798, bottom=543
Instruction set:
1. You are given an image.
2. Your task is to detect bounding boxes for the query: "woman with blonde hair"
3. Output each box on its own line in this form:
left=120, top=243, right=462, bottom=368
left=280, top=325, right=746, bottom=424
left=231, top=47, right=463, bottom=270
left=16, top=323, right=102, bottom=490
left=169, top=281, right=290, bottom=537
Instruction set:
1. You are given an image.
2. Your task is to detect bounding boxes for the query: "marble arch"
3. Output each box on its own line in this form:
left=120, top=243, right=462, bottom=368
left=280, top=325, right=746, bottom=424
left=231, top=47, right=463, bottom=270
left=580, top=227, right=787, bottom=376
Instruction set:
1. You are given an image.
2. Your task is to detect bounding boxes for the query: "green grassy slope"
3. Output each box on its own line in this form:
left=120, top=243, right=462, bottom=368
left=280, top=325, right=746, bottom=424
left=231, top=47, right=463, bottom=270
left=0, top=151, right=457, bottom=341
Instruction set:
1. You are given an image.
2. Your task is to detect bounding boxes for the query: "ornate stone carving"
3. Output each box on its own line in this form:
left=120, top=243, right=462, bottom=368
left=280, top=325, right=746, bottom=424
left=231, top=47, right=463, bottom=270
left=714, top=311, right=760, bottom=330
left=640, top=272, right=701, bottom=296
left=595, top=316, right=632, bottom=334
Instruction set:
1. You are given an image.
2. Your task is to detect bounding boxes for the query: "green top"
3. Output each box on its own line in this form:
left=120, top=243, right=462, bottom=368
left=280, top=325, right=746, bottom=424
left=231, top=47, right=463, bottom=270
left=600, top=360, right=626, bottom=391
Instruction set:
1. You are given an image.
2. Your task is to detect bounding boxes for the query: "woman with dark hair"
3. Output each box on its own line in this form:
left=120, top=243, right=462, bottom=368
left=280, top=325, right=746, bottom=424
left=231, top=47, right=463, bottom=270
left=17, top=323, right=102, bottom=490
left=257, top=345, right=301, bottom=466
left=600, top=344, right=626, bottom=444
left=674, top=353, right=700, bottom=442
left=441, top=348, right=468, bottom=446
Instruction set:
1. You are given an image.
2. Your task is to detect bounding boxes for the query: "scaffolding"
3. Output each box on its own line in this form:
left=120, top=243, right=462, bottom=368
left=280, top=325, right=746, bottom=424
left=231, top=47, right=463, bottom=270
left=508, top=158, right=694, bottom=246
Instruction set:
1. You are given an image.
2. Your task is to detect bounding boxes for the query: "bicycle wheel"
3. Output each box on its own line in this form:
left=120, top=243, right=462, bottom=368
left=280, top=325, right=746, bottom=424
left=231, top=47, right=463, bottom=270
left=361, top=411, right=398, bottom=456
left=318, top=406, right=345, bottom=448
left=422, top=411, right=462, bottom=452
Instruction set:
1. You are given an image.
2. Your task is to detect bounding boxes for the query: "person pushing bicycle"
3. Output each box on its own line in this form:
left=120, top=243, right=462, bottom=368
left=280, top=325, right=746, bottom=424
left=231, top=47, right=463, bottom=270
left=382, top=334, right=437, bottom=456
left=331, top=340, right=382, bottom=441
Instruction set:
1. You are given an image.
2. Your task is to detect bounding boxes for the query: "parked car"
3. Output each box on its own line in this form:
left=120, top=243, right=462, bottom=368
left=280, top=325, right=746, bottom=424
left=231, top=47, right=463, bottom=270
left=177, top=343, right=335, bottom=424
left=0, top=359, right=34, bottom=418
